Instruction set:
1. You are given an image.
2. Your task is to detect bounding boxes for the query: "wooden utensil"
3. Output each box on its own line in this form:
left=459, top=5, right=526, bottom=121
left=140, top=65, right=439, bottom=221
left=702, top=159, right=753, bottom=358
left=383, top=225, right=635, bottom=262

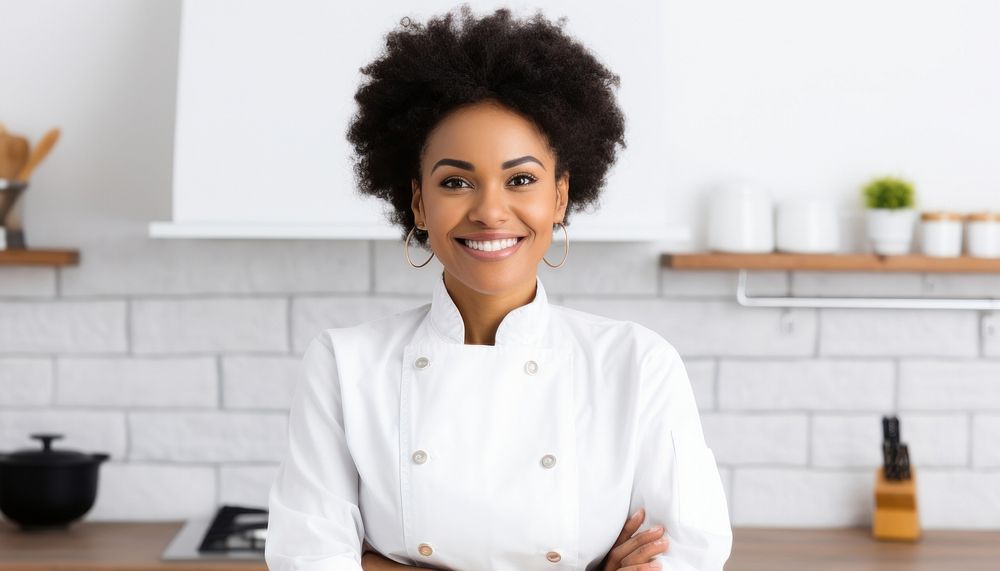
left=16, top=127, right=61, bottom=181
left=0, top=125, right=30, bottom=181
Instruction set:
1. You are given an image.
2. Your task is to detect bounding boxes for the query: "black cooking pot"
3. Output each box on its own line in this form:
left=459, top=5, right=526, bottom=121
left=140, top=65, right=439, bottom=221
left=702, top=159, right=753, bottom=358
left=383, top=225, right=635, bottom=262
left=0, top=433, right=110, bottom=530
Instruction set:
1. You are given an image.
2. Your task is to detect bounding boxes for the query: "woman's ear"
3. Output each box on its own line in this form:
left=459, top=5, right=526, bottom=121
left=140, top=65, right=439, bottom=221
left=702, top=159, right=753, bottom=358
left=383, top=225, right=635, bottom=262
left=555, top=171, right=570, bottom=223
left=411, top=178, right=424, bottom=226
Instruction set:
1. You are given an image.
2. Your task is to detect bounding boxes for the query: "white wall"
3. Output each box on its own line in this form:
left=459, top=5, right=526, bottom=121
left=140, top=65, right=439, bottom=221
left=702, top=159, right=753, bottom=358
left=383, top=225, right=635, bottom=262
left=167, top=0, right=685, bottom=241
left=1, top=0, right=179, bottom=249
left=1, top=0, right=999, bottom=531
left=661, top=0, right=1000, bottom=249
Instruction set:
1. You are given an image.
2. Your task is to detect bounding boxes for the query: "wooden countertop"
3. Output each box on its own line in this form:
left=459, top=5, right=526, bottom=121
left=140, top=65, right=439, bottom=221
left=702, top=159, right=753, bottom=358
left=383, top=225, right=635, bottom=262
left=727, top=527, right=1000, bottom=571
left=2, top=520, right=999, bottom=570
left=0, top=521, right=265, bottom=570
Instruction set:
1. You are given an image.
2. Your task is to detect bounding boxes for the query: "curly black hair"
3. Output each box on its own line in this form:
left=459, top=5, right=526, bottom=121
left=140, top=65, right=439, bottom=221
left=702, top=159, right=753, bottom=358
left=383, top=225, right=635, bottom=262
left=346, top=3, right=627, bottom=248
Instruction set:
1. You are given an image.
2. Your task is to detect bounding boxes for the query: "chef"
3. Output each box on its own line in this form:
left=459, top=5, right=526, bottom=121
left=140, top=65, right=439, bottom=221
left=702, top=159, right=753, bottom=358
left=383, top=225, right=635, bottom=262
left=266, top=6, right=732, bottom=570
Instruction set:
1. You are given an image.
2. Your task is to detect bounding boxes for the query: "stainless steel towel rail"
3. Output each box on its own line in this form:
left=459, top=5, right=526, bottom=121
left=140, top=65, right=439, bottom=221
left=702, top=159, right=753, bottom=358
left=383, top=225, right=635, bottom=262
left=735, top=270, right=1000, bottom=310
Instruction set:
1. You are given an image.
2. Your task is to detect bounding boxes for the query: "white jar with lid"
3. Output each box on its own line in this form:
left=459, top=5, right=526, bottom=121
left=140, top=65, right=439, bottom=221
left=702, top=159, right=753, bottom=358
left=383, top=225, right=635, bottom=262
left=706, top=181, right=774, bottom=253
left=776, top=198, right=840, bottom=253
left=966, top=212, right=1000, bottom=258
left=919, top=211, right=963, bottom=257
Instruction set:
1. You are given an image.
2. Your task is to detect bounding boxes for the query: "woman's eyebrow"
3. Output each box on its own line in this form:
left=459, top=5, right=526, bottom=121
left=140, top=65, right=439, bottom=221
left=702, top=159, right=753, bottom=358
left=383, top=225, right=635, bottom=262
left=430, top=155, right=545, bottom=174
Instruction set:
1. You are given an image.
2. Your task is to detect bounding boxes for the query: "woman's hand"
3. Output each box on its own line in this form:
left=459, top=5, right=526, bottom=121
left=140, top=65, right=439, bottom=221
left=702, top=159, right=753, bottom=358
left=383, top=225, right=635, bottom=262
left=600, top=507, right=669, bottom=570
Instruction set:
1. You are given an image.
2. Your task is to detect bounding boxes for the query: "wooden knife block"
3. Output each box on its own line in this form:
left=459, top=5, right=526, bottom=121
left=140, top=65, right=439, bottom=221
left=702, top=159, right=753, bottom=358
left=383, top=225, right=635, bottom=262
left=872, top=466, right=920, bottom=541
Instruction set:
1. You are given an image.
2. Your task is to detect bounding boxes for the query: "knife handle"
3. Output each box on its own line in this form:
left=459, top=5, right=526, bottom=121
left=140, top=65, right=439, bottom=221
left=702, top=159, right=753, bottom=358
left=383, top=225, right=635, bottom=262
left=897, top=443, right=911, bottom=480
left=882, top=415, right=900, bottom=445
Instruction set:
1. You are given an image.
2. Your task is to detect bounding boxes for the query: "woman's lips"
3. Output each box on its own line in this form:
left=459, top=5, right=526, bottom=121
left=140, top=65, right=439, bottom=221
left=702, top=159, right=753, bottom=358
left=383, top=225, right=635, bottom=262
left=455, top=236, right=525, bottom=261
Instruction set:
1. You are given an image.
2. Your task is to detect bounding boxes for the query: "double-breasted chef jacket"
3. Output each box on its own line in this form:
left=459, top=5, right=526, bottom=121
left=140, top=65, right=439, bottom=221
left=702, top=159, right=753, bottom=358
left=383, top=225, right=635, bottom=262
left=266, top=271, right=732, bottom=570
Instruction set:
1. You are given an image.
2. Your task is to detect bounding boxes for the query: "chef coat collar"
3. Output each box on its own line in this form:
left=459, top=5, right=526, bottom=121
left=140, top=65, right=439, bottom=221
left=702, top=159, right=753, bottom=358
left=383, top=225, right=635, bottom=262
left=429, top=271, right=550, bottom=346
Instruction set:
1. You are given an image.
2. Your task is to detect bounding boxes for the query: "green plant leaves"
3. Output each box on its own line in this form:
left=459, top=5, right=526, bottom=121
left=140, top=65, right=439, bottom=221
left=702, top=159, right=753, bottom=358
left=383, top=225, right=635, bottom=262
left=863, top=176, right=915, bottom=209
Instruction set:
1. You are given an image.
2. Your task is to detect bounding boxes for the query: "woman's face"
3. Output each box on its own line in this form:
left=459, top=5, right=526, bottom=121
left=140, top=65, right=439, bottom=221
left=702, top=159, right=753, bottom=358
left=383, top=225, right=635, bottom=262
left=411, top=100, right=569, bottom=295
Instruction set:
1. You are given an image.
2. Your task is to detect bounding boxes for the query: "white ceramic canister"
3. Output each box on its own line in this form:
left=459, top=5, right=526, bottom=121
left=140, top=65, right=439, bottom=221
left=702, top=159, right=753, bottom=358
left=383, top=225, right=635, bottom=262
left=966, top=212, right=1000, bottom=258
left=919, top=211, right=963, bottom=257
left=707, top=182, right=774, bottom=253
left=775, top=198, right=840, bottom=253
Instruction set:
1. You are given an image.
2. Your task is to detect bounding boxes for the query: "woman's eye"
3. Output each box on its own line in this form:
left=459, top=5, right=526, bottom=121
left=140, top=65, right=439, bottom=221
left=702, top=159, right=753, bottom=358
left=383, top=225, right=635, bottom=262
left=509, top=173, right=537, bottom=186
left=441, top=177, right=471, bottom=189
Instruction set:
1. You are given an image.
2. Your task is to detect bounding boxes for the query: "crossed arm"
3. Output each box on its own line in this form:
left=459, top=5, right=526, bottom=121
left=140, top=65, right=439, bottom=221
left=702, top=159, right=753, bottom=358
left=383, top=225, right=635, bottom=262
left=358, top=509, right=670, bottom=571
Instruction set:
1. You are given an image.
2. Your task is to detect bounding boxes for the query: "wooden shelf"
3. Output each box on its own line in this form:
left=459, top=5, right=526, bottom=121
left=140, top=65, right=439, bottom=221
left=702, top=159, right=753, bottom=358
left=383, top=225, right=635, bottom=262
left=0, top=248, right=79, bottom=267
left=662, top=252, right=1000, bottom=273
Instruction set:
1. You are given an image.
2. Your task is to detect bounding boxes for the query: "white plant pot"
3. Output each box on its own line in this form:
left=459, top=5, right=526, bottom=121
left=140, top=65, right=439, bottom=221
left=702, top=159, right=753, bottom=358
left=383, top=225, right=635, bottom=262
left=865, top=208, right=917, bottom=255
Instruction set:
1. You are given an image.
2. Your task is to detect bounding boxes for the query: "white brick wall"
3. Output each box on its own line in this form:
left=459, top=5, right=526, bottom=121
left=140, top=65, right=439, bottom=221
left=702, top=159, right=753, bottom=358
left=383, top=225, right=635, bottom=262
left=982, top=313, right=1000, bottom=356
left=661, top=269, right=788, bottom=298
left=922, top=274, right=1000, bottom=298
left=820, top=309, right=979, bottom=357
left=702, top=413, right=809, bottom=465
left=896, top=413, right=969, bottom=467
left=718, top=359, right=894, bottom=411
left=899, top=360, right=1000, bottom=410
left=88, top=463, right=216, bottom=521
left=56, top=357, right=217, bottom=408
left=0, top=267, right=57, bottom=297
left=972, top=415, right=1000, bottom=468
left=811, top=414, right=884, bottom=468
left=128, top=411, right=288, bottom=462
left=917, top=470, right=1000, bottom=528
left=791, top=271, right=924, bottom=297
left=0, top=358, right=53, bottom=405
left=684, top=358, right=716, bottom=411
left=2, top=244, right=998, bottom=528
left=131, top=298, right=288, bottom=354
left=222, top=356, right=300, bottom=410
left=61, top=240, right=371, bottom=296
left=219, top=464, right=281, bottom=509
left=0, top=301, right=127, bottom=353
left=732, top=468, right=873, bottom=527
left=565, top=298, right=816, bottom=357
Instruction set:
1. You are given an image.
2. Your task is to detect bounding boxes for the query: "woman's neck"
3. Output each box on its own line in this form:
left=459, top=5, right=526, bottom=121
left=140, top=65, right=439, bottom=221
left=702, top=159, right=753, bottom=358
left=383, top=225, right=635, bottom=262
left=442, top=272, right=538, bottom=345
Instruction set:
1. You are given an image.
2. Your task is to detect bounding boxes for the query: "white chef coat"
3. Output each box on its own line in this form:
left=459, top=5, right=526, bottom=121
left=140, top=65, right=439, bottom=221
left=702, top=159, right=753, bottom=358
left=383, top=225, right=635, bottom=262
left=265, top=271, right=732, bottom=571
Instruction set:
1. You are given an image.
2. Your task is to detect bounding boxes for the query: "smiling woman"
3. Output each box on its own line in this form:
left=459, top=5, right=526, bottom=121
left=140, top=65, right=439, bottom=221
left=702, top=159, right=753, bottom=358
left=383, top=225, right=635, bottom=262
left=265, top=4, right=732, bottom=571
left=344, top=1, right=626, bottom=347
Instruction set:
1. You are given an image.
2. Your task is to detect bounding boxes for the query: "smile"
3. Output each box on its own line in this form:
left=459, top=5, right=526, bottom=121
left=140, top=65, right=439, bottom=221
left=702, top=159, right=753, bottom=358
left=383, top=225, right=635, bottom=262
left=455, top=236, right=526, bottom=261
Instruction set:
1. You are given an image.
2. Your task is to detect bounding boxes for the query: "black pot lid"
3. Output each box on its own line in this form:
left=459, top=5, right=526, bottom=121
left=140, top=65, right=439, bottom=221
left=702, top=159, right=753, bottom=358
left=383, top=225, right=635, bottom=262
left=1, top=433, right=110, bottom=466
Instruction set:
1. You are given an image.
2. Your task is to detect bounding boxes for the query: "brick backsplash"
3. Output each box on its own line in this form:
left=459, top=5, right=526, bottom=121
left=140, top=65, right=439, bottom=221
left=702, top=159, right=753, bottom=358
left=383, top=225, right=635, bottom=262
left=1, top=239, right=998, bottom=529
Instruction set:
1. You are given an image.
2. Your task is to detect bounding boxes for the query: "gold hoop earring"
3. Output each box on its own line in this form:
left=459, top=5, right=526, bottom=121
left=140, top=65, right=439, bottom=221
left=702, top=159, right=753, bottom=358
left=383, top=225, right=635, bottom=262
left=543, top=222, right=569, bottom=269
left=404, top=225, right=435, bottom=268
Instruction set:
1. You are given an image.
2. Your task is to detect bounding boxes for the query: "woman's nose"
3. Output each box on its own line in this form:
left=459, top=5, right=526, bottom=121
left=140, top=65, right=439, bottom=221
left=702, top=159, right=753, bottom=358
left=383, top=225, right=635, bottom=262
left=467, top=182, right=510, bottom=224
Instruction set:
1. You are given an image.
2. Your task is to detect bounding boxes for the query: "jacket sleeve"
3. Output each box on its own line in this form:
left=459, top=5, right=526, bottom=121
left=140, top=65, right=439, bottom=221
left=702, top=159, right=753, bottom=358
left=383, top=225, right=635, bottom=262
left=630, top=340, right=733, bottom=570
left=265, top=333, right=365, bottom=571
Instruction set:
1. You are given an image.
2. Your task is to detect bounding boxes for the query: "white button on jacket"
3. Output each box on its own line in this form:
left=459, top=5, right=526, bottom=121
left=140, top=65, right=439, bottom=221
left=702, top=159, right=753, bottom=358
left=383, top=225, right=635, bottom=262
left=265, top=272, right=732, bottom=570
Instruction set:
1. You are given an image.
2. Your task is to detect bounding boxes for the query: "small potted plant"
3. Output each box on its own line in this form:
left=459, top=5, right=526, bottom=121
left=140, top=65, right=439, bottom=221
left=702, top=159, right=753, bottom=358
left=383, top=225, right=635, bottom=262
left=862, top=176, right=917, bottom=255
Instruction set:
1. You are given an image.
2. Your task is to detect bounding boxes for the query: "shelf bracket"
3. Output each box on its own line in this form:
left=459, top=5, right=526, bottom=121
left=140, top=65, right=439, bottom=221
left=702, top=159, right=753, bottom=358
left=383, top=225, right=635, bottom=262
left=735, top=270, right=1000, bottom=310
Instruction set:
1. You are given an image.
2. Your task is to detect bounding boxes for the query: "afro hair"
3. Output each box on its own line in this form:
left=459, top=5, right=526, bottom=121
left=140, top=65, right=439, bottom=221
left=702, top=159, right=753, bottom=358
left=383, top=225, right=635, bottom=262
left=346, top=3, right=627, bottom=248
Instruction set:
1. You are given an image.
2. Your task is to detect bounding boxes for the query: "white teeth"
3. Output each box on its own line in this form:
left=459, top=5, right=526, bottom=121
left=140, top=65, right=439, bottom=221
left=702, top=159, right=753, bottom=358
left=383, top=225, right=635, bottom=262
left=462, top=238, right=519, bottom=252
